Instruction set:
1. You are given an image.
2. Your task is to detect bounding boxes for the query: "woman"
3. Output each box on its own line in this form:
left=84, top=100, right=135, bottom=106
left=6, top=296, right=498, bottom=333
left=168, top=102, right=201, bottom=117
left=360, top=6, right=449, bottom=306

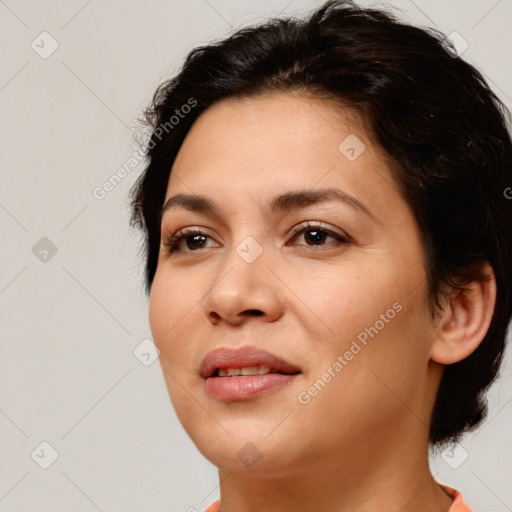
left=130, top=1, right=512, bottom=510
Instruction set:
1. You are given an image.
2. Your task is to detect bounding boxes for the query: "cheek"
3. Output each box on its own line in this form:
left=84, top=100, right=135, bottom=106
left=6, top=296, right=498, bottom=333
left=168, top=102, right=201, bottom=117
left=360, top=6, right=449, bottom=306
left=294, top=286, right=432, bottom=445
left=148, top=269, right=200, bottom=367
left=148, top=273, right=171, bottom=348
left=285, top=250, right=431, bottom=374
left=283, top=257, right=404, bottom=340
left=148, top=271, right=204, bottom=421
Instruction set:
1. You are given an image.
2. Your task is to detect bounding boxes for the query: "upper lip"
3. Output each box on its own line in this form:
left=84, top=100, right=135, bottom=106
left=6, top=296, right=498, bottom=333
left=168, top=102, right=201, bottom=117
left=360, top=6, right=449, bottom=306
left=200, top=346, right=302, bottom=378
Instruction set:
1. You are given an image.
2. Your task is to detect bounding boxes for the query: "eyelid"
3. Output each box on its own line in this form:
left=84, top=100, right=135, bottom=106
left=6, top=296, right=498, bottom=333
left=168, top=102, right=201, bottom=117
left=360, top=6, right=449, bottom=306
left=160, top=226, right=212, bottom=252
left=288, top=220, right=352, bottom=244
left=162, top=220, right=352, bottom=254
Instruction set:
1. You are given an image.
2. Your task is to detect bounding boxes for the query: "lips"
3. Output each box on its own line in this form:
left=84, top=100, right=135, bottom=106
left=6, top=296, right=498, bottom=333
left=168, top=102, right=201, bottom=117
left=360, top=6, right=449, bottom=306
left=200, top=346, right=302, bottom=379
left=200, top=346, right=302, bottom=401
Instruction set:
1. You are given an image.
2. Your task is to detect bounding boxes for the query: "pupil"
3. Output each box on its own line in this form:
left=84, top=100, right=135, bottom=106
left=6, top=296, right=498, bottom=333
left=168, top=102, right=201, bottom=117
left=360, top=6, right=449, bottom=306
left=306, top=229, right=324, bottom=245
left=187, top=234, right=206, bottom=249
left=183, top=230, right=327, bottom=249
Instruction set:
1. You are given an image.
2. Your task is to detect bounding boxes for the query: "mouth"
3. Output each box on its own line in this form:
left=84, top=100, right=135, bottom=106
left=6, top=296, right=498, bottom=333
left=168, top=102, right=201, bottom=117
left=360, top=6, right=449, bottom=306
left=210, top=365, right=300, bottom=377
left=200, top=346, right=302, bottom=401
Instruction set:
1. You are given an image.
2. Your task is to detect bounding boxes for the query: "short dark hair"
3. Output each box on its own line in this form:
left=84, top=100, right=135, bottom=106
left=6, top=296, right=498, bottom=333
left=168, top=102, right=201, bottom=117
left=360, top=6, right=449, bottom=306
left=130, top=0, right=512, bottom=448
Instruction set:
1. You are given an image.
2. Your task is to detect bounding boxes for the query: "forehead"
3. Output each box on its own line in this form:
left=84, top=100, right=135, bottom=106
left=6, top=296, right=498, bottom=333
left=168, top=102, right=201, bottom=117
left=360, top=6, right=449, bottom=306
left=171, top=92, right=369, bottom=182
left=165, top=92, right=404, bottom=224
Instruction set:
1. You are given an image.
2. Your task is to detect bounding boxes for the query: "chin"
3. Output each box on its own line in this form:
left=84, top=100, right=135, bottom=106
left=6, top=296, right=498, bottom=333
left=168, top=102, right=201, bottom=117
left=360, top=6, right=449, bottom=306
left=199, top=442, right=295, bottom=475
left=185, top=420, right=298, bottom=472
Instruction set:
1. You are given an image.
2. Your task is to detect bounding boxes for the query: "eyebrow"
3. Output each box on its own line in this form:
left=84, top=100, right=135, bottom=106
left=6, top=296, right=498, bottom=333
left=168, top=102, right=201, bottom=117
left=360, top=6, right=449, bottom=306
left=161, top=188, right=378, bottom=222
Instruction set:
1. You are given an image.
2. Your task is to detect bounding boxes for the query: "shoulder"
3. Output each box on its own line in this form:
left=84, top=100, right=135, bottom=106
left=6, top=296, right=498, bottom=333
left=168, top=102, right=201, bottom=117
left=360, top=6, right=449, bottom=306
left=202, top=491, right=476, bottom=512
left=202, top=500, right=220, bottom=512
left=441, top=485, right=476, bottom=512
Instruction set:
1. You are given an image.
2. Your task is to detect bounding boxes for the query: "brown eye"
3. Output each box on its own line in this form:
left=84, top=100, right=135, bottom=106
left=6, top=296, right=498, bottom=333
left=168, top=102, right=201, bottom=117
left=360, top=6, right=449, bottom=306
left=289, top=223, right=351, bottom=248
left=303, top=228, right=329, bottom=245
left=164, top=229, right=218, bottom=253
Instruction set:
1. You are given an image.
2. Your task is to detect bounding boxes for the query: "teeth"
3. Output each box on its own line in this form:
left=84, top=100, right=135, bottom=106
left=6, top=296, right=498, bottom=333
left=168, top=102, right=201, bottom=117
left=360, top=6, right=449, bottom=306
left=217, top=365, right=272, bottom=377
left=218, top=368, right=238, bottom=377
left=241, top=366, right=259, bottom=376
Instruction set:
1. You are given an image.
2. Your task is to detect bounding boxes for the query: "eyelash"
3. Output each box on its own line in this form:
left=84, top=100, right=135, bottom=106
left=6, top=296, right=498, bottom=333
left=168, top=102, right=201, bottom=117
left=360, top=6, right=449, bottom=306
left=162, top=221, right=352, bottom=254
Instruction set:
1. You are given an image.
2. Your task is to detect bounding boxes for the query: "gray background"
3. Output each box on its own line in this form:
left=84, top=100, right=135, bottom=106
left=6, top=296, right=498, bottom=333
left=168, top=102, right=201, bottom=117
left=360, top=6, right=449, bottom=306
left=0, top=1, right=511, bottom=511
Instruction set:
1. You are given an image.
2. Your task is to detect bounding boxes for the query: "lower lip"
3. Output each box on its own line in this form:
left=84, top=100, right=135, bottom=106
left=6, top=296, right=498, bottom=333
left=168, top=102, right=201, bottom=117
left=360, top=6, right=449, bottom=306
left=204, top=373, right=300, bottom=401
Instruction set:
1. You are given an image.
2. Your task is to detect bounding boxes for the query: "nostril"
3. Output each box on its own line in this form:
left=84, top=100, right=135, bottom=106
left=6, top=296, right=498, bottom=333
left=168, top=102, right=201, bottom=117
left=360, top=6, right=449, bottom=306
left=208, top=312, right=221, bottom=324
left=245, top=309, right=263, bottom=316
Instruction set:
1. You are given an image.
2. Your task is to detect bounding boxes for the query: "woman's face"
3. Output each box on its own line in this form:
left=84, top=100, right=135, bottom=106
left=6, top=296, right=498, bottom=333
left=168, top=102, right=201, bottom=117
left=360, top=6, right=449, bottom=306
left=149, top=92, right=441, bottom=475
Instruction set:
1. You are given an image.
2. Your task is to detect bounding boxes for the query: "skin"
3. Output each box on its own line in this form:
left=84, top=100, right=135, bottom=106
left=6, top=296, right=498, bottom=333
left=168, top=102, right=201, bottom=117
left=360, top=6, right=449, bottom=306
left=148, top=92, right=496, bottom=512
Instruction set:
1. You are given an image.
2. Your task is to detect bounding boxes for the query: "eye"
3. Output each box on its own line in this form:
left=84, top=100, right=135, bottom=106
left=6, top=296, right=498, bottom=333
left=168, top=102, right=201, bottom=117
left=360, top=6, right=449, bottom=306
left=162, top=222, right=352, bottom=255
left=163, top=227, right=219, bottom=253
left=287, top=221, right=352, bottom=248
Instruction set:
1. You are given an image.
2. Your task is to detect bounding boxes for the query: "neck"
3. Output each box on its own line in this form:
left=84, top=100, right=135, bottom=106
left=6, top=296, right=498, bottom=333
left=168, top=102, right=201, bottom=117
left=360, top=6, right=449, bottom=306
left=215, top=421, right=453, bottom=512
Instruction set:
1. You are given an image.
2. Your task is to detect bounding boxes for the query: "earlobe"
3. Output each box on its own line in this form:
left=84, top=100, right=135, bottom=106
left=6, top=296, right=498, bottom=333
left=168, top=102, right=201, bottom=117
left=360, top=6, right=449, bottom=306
left=429, top=264, right=497, bottom=365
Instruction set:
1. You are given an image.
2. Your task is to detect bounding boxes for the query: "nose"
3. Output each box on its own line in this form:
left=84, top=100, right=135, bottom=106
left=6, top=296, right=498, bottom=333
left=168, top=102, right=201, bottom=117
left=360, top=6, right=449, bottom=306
left=202, top=250, right=284, bottom=326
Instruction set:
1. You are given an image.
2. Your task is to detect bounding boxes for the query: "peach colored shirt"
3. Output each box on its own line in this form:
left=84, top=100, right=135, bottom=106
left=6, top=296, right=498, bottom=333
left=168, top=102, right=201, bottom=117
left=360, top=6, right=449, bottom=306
left=202, top=485, right=474, bottom=511
left=441, top=485, right=475, bottom=512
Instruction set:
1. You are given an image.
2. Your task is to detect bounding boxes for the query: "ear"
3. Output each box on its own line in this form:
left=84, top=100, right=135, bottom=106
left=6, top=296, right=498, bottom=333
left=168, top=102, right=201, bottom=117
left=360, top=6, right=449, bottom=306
left=430, top=263, right=496, bottom=365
